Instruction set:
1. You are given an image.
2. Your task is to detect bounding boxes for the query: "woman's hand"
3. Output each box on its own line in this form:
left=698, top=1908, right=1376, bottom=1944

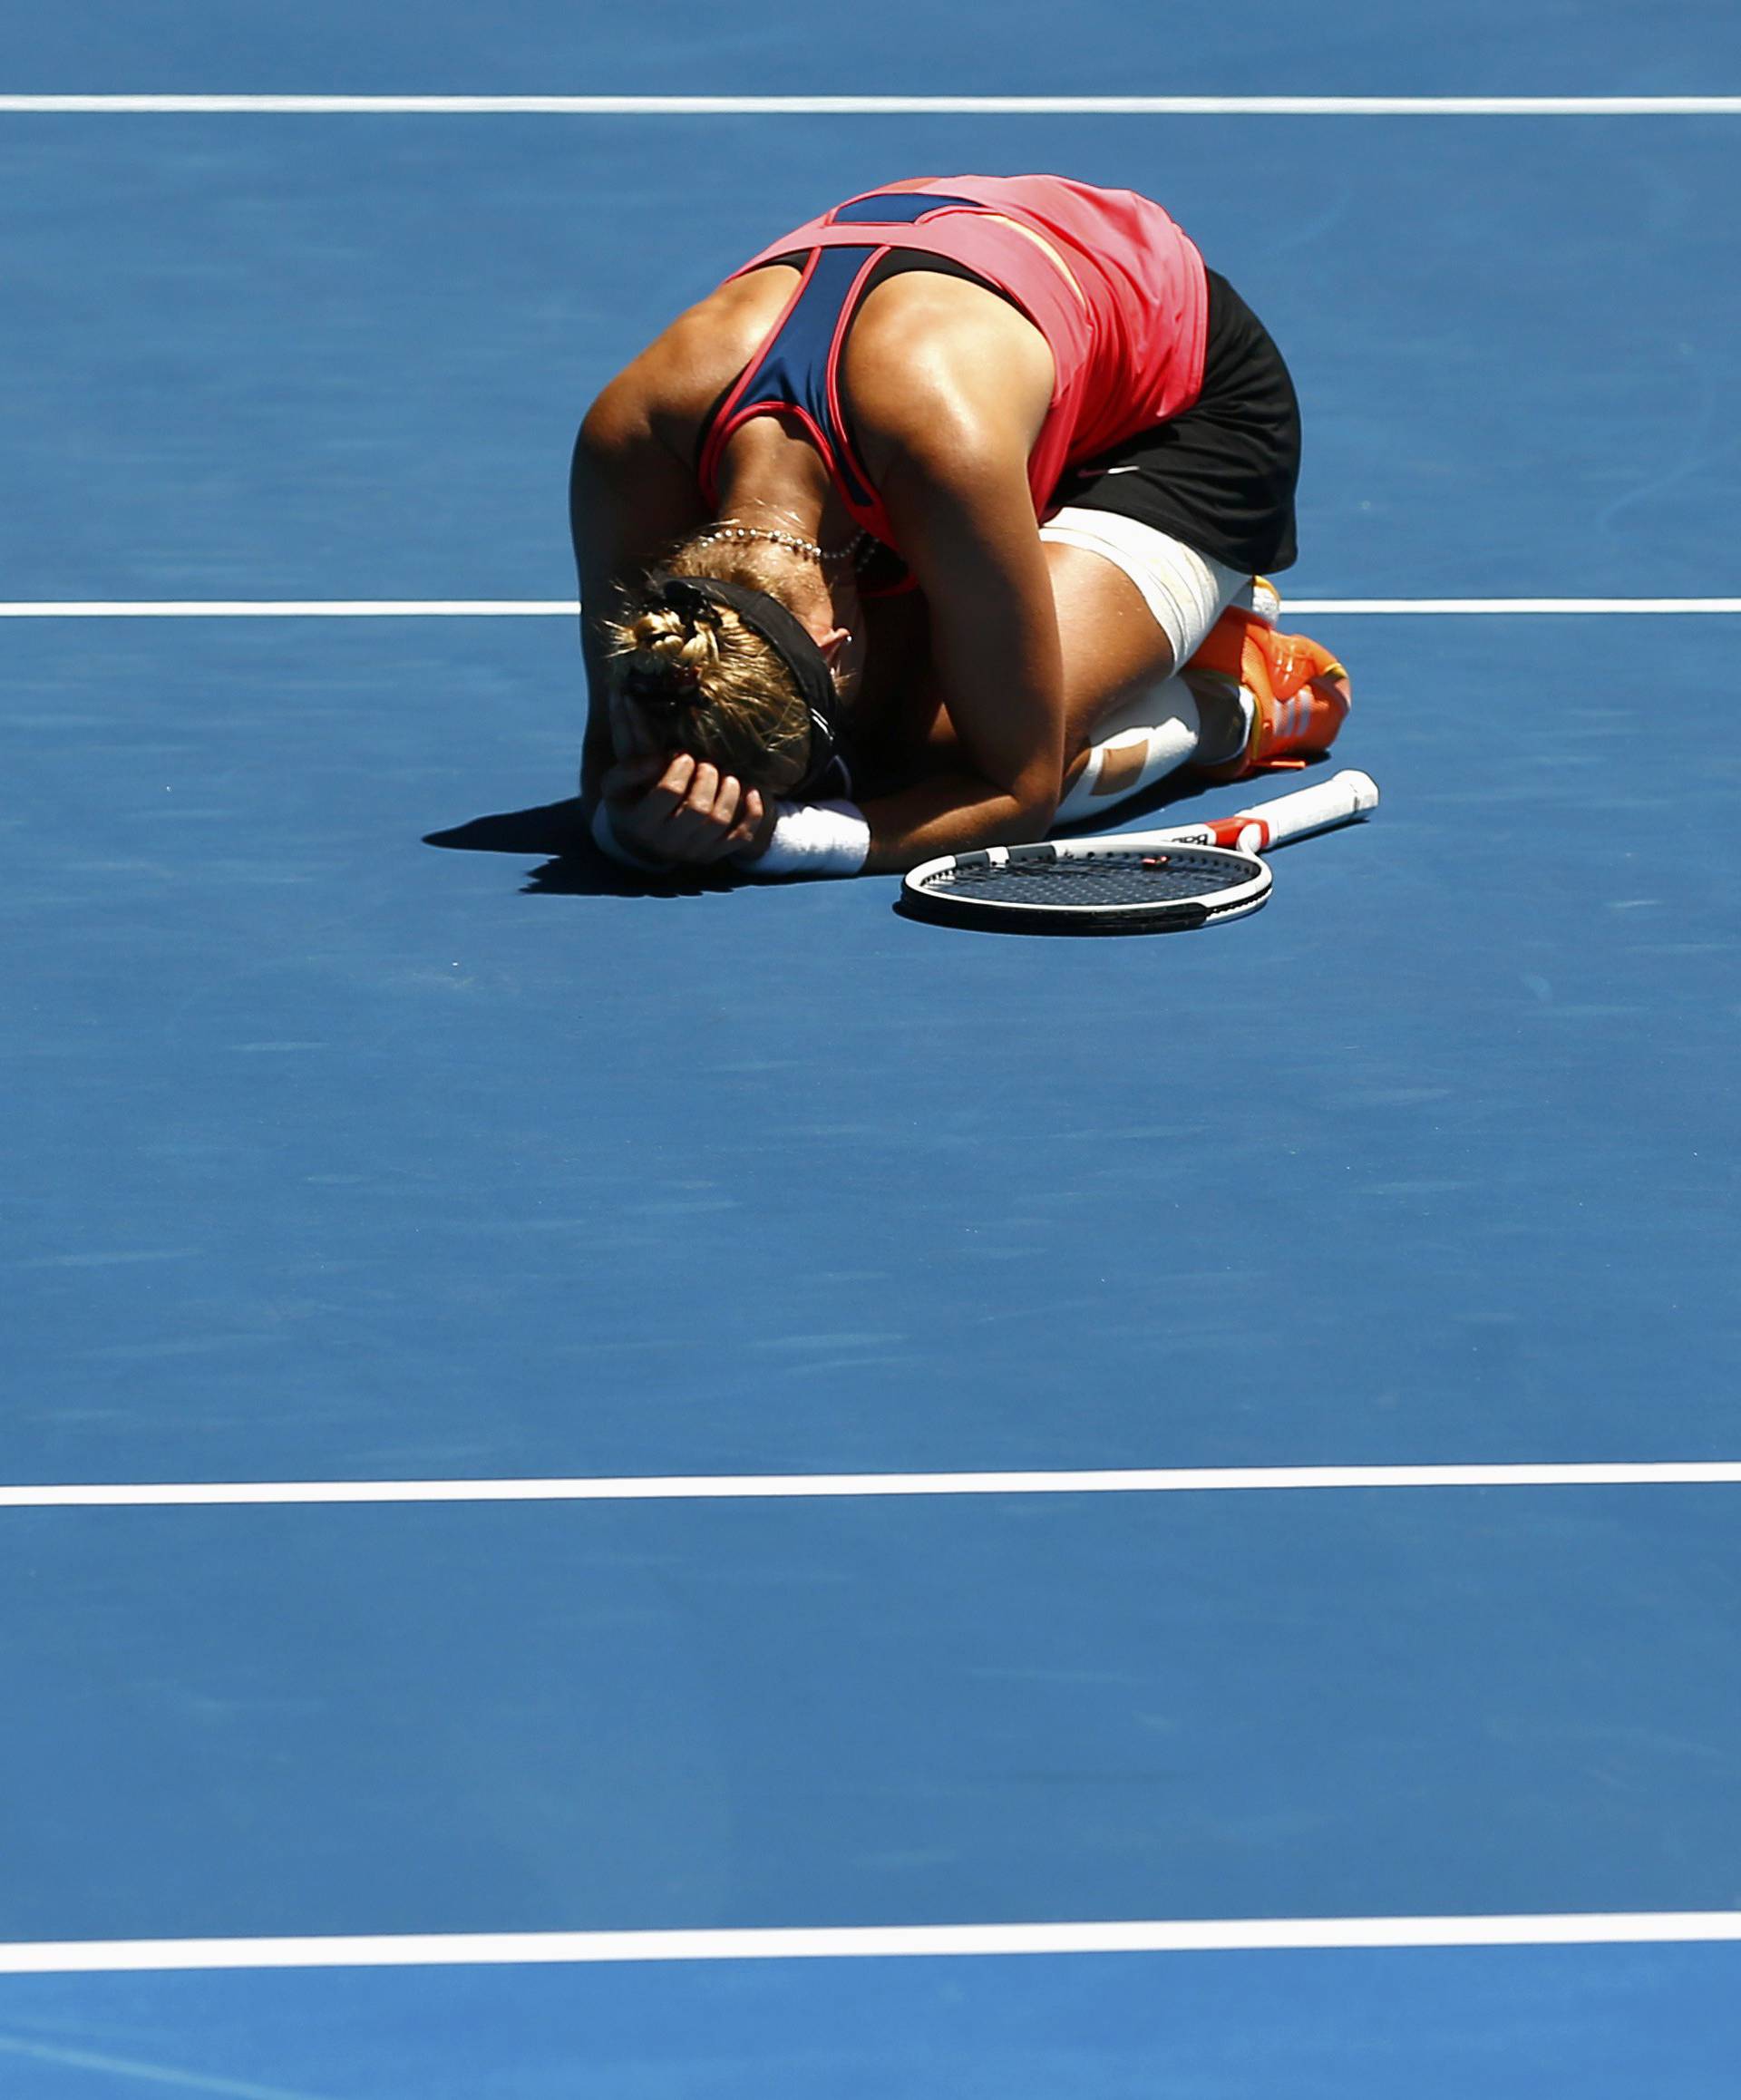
left=599, top=751, right=767, bottom=865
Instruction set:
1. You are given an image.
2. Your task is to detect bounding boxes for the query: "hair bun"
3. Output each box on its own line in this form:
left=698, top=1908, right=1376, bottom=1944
left=618, top=605, right=722, bottom=705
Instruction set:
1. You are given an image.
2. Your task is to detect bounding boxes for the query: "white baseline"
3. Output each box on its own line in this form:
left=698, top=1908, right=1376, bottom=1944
left=4, top=95, right=1741, bottom=117
left=2, top=598, right=1738, bottom=619
left=4, top=1462, right=1740, bottom=1511
left=3, top=1911, right=1741, bottom=1974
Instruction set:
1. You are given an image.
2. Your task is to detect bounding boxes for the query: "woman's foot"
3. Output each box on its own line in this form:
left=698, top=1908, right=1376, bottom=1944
left=1183, top=590, right=1351, bottom=782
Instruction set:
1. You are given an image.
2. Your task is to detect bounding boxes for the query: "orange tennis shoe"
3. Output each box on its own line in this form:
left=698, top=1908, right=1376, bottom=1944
left=1183, top=583, right=1352, bottom=783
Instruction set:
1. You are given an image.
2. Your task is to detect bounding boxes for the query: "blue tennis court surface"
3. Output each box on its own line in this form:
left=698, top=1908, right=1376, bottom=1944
left=3, top=1949, right=1739, bottom=2100
left=4, top=4, right=1741, bottom=2093
left=5, top=108, right=1741, bottom=603
left=5, top=1490, right=1741, bottom=1937
left=7, top=610, right=1736, bottom=1485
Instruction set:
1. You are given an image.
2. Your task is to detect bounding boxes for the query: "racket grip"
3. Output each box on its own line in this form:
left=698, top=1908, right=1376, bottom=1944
left=1214, top=769, right=1379, bottom=851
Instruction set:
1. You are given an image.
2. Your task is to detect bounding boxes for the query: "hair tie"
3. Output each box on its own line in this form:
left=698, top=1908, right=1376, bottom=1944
left=622, top=659, right=702, bottom=706
left=647, top=577, right=721, bottom=630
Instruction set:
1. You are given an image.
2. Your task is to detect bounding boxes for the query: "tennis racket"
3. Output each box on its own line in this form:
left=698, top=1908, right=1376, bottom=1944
left=898, top=768, right=1379, bottom=936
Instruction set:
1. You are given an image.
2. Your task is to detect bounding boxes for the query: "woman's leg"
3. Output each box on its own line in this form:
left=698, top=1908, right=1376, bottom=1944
left=1043, top=520, right=1250, bottom=823
left=854, top=521, right=1257, bottom=819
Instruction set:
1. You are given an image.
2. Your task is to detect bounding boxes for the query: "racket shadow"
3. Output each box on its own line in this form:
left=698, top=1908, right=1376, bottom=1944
left=890, top=892, right=1237, bottom=936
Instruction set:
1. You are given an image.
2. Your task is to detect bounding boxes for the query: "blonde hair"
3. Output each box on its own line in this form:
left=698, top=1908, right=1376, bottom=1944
left=605, top=533, right=817, bottom=793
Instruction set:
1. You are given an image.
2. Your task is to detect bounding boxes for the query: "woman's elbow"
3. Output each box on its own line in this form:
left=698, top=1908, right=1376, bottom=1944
left=984, top=778, right=1058, bottom=844
left=1013, top=759, right=1064, bottom=838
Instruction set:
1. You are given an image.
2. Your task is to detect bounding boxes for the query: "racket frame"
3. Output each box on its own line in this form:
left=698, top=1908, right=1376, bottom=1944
left=899, top=839, right=1271, bottom=936
left=899, top=768, right=1377, bottom=936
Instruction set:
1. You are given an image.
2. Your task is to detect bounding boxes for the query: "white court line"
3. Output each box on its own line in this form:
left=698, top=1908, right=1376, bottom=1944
left=4, top=1911, right=1741, bottom=1974
left=0, top=599, right=580, bottom=618
left=1287, top=598, right=1741, bottom=616
left=4, top=94, right=1741, bottom=116
left=2, top=598, right=1739, bottom=619
left=5, top=1463, right=1740, bottom=1510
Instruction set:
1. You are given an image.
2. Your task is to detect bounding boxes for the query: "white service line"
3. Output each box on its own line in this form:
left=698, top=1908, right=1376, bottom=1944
left=3, top=94, right=1741, bottom=116
left=4, top=1910, right=1741, bottom=1975
left=5, top=1462, right=1740, bottom=1511
left=3, top=598, right=1739, bottom=620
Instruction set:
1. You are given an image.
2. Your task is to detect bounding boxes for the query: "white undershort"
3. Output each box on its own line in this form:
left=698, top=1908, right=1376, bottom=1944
left=1039, top=507, right=1247, bottom=663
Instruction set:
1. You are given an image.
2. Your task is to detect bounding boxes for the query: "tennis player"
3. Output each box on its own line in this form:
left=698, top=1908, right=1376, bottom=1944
left=572, top=174, right=1351, bottom=879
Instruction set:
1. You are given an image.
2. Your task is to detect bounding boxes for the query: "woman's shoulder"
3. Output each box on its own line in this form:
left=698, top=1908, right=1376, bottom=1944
left=843, top=271, right=1055, bottom=475
left=586, top=266, right=805, bottom=455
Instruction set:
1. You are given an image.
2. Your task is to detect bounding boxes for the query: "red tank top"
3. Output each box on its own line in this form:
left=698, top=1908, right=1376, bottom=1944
left=698, top=174, right=1210, bottom=551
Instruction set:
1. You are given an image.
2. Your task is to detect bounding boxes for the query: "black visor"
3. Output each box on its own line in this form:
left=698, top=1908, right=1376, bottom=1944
left=643, top=570, right=851, bottom=796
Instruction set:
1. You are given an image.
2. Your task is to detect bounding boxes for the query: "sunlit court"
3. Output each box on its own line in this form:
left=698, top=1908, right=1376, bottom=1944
left=3, top=7, right=1740, bottom=2094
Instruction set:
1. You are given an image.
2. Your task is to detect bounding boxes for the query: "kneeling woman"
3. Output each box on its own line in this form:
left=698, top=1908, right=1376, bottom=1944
left=571, top=173, right=1349, bottom=879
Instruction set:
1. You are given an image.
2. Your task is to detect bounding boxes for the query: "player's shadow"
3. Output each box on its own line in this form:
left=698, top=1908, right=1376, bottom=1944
left=422, top=798, right=738, bottom=897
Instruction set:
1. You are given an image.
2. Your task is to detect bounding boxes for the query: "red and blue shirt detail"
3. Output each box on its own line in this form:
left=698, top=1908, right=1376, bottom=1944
left=697, top=175, right=1211, bottom=560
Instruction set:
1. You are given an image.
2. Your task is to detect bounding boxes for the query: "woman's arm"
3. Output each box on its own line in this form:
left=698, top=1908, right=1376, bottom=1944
left=571, top=272, right=810, bottom=810
left=827, top=285, right=1066, bottom=874
left=851, top=443, right=1064, bottom=870
left=569, top=368, right=710, bottom=804
left=571, top=396, right=772, bottom=868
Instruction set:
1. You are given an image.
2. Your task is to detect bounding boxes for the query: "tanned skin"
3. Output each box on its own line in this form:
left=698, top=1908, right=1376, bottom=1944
left=571, top=248, right=1232, bottom=874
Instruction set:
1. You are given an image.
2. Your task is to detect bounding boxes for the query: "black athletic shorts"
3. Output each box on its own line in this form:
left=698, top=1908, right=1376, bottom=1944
left=1055, top=269, right=1301, bottom=577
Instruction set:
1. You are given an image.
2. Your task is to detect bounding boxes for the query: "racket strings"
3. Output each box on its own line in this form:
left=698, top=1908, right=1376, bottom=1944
left=923, top=851, right=1250, bottom=909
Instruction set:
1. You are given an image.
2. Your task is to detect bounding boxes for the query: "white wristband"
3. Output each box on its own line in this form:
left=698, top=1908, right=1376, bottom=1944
left=588, top=800, right=666, bottom=872
left=740, top=799, right=871, bottom=879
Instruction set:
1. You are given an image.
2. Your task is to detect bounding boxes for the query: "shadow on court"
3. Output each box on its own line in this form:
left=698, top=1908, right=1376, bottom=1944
left=423, top=761, right=1311, bottom=903
left=423, top=798, right=738, bottom=898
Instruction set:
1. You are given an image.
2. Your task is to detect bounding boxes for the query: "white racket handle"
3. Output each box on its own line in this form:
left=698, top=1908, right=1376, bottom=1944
left=1182, top=769, right=1378, bottom=854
